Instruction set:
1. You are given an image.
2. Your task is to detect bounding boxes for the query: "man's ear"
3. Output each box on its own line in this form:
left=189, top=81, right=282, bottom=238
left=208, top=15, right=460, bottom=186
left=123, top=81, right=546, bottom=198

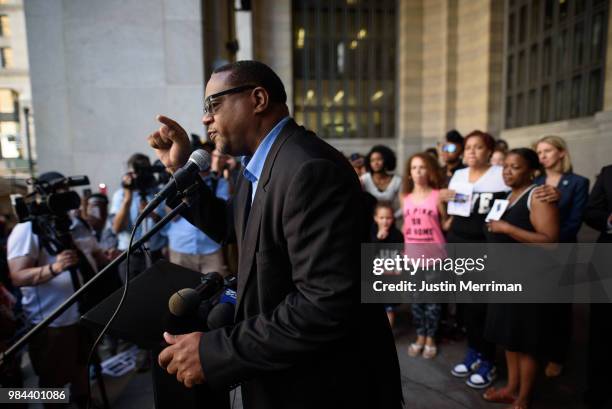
left=252, top=87, right=269, bottom=114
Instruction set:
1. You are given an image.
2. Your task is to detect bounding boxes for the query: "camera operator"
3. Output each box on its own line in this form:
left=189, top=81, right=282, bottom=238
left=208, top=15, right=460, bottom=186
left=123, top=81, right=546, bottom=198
left=6, top=171, right=108, bottom=408
left=83, top=193, right=108, bottom=239
left=82, top=193, right=120, bottom=252
left=110, top=153, right=168, bottom=275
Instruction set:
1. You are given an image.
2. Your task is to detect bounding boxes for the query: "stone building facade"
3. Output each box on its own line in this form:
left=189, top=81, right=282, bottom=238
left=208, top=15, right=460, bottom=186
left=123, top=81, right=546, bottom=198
left=23, top=0, right=612, bottom=194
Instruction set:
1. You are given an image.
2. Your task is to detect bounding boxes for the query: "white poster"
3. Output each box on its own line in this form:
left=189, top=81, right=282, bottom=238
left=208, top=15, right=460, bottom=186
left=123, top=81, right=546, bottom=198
left=485, top=199, right=509, bottom=222
left=447, top=183, right=473, bottom=217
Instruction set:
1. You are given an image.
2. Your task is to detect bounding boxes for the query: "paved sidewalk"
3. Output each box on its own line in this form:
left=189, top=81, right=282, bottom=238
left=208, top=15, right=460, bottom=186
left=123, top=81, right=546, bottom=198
left=394, top=303, right=589, bottom=409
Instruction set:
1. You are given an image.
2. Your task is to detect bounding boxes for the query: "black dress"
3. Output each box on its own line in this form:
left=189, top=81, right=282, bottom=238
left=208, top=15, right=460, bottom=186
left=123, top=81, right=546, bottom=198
left=484, top=185, right=549, bottom=356
left=446, top=168, right=509, bottom=362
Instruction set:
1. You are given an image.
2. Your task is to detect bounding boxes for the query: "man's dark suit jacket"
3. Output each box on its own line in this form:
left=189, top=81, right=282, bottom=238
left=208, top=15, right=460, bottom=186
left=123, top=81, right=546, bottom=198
left=180, top=119, right=403, bottom=409
left=584, top=165, right=612, bottom=243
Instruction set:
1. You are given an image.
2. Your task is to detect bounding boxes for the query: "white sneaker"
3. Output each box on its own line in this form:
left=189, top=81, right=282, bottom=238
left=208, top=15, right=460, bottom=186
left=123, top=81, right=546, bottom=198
left=466, top=361, right=497, bottom=389
left=451, top=347, right=480, bottom=378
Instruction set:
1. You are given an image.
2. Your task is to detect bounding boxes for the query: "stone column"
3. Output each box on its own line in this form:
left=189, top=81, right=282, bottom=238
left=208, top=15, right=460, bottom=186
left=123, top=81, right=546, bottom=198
left=397, top=0, right=424, bottom=174
left=454, top=0, right=501, bottom=135
left=252, top=0, right=293, bottom=113
left=603, top=2, right=612, bottom=112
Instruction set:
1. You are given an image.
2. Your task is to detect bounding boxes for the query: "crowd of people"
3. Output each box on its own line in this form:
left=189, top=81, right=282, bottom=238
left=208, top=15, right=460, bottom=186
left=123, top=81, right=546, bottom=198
left=355, top=129, right=612, bottom=409
left=0, top=135, right=241, bottom=408
left=0, top=122, right=611, bottom=408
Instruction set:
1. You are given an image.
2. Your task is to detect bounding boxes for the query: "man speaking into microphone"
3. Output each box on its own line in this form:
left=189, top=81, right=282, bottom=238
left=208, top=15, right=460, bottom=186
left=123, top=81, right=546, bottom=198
left=149, top=60, right=402, bottom=409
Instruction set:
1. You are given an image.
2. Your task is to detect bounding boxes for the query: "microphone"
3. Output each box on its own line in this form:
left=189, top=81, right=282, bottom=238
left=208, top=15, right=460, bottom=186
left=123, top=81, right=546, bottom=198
left=168, top=272, right=224, bottom=317
left=207, top=288, right=237, bottom=330
left=137, top=149, right=211, bottom=223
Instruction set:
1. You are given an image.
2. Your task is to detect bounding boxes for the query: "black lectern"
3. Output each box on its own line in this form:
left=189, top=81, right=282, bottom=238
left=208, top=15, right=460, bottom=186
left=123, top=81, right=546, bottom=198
left=82, top=260, right=230, bottom=409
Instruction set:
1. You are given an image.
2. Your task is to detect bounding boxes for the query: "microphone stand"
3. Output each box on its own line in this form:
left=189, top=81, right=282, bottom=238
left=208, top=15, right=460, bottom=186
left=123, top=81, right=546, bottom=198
left=136, top=188, right=153, bottom=269
left=0, top=182, right=201, bottom=367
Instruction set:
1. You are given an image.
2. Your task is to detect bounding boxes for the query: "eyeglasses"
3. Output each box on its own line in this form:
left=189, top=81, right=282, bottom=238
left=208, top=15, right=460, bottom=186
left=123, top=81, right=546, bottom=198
left=203, top=85, right=257, bottom=115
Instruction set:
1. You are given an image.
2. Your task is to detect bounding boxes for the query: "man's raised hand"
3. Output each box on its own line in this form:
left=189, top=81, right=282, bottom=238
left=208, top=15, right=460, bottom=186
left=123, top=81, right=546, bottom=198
left=147, top=115, right=192, bottom=174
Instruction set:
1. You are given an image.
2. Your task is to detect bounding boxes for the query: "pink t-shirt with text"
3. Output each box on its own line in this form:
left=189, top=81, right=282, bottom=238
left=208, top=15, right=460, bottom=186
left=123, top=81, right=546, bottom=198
left=402, top=189, right=446, bottom=259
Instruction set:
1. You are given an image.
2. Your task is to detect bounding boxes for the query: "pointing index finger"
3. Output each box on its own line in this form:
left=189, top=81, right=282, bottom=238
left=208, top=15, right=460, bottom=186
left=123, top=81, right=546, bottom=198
left=157, top=115, right=181, bottom=133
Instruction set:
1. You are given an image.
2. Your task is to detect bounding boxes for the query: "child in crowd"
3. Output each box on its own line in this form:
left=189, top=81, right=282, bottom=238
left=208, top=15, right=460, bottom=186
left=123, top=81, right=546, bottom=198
left=400, top=153, right=448, bottom=359
left=370, top=201, right=403, bottom=327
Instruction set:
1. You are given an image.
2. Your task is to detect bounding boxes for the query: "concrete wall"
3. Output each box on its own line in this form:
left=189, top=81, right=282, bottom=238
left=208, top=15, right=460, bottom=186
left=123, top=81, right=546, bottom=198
left=396, top=0, right=424, bottom=174
left=0, top=0, right=32, bottom=163
left=500, top=112, right=612, bottom=185
left=236, top=9, right=253, bottom=61
left=453, top=0, right=495, bottom=133
left=24, top=0, right=205, bottom=195
left=252, top=0, right=293, bottom=113
left=395, top=0, right=506, bottom=175
left=421, top=0, right=450, bottom=144
left=22, top=0, right=612, bottom=193
left=603, top=1, right=612, bottom=112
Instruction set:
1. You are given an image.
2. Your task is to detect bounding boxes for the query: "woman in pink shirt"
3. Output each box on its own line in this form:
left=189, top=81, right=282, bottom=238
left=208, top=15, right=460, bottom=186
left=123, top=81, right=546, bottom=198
left=400, top=153, right=449, bottom=359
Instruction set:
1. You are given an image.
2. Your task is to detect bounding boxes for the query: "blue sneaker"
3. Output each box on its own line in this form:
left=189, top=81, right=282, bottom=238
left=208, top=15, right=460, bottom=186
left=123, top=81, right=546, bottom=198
left=466, top=359, right=497, bottom=389
left=451, top=348, right=480, bottom=377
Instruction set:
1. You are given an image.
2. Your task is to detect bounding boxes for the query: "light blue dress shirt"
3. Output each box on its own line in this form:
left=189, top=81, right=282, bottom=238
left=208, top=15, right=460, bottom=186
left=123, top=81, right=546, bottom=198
left=242, top=116, right=291, bottom=203
left=167, top=175, right=230, bottom=255
left=110, top=189, right=168, bottom=251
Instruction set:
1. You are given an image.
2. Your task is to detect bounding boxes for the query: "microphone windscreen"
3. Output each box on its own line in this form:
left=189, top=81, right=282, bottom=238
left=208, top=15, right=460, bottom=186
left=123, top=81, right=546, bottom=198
left=168, top=288, right=200, bottom=317
left=207, top=302, right=235, bottom=330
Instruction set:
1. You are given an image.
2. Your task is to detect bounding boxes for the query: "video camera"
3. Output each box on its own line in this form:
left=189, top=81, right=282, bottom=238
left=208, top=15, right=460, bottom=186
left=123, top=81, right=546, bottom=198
left=10, top=175, right=90, bottom=223
left=121, top=162, right=169, bottom=192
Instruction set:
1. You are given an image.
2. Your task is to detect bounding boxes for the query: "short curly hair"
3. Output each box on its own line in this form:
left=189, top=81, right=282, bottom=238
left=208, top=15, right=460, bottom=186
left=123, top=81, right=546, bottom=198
left=365, top=145, right=397, bottom=172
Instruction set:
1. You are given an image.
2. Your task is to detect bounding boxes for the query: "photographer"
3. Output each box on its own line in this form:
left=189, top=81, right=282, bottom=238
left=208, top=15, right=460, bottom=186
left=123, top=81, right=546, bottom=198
left=83, top=193, right=120, bottom=253
left=110, top=153, right=168, bottom=274
left=83, top=193, right=109, bottom=239
left=6, top=171, right=106, bottom=408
